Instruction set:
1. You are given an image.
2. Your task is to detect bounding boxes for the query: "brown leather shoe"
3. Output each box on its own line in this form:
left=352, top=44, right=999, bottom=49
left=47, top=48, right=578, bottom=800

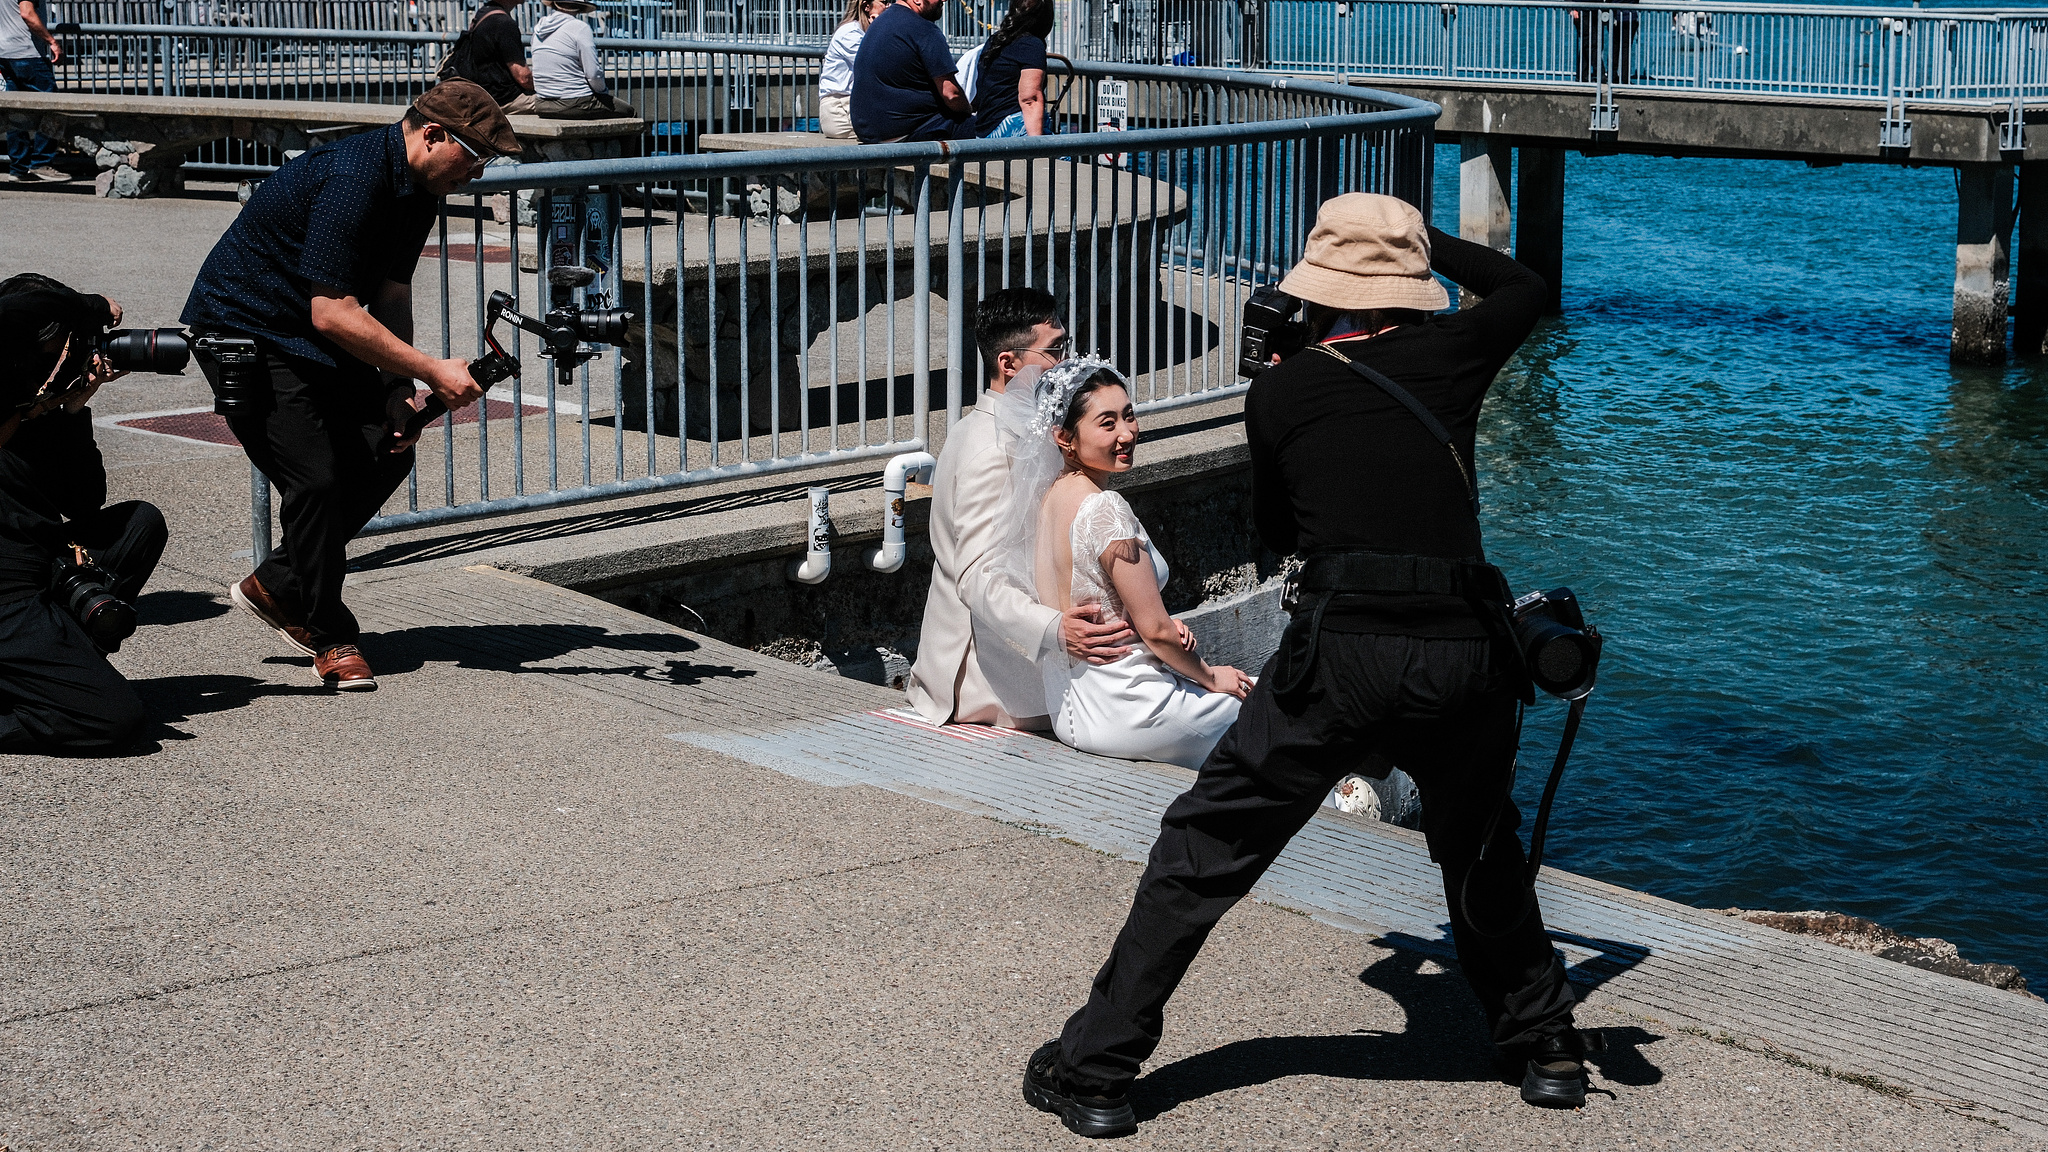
left=231, top=574, right=317, bottom=656
left=313, top=644, right=377, bottom=691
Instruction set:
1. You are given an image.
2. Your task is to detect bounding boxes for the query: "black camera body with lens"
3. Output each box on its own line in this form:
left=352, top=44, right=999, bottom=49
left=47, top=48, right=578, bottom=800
left=1512, top=586, right=1602, bottom=701
left=1237, top=285, right=1311, bottom=379
left=49, top=548, right=136, bottom=653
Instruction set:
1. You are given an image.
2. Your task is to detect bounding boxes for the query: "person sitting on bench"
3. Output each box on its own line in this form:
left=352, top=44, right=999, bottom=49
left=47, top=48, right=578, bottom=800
left=530, top=0, right=637, bottom=120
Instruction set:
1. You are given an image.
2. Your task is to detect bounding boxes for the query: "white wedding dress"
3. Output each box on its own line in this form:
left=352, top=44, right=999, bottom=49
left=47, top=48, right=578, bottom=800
left=1041, top=489, right=1243, bottom=769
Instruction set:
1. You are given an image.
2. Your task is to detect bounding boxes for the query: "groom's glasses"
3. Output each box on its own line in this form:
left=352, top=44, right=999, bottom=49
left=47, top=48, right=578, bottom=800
left=1017, top=337, right=1072, bottom=362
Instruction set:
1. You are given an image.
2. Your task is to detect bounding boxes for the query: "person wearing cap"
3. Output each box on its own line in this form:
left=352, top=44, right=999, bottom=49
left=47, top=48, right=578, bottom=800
left=181, top=80, right=519, bottom=692
left=529, top=0, right=636, bottom=120
left=1022, top=193, right=1594, bottom=1138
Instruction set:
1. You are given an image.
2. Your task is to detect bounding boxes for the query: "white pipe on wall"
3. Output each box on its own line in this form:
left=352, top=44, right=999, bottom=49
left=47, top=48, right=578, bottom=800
left=787, top=486, right=834, bottom=584
left=865, top=451, right=938, bottom=573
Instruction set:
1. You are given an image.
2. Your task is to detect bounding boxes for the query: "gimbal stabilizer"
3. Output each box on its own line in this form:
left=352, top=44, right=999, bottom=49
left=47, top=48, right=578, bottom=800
left=386, top=289, right=634, bottom=450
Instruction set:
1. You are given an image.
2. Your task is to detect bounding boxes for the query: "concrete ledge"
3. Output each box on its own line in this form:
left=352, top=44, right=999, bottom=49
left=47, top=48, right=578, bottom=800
left=1340, top=76, right=2048, bottom=164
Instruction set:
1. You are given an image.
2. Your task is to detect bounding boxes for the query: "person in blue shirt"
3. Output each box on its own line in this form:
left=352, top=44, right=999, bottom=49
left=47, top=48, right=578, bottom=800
left=850, top=0, right=971, bottom=144
left=971, top=0, right=1054, bottom=138
left=182, top=81, right=517, bottom=692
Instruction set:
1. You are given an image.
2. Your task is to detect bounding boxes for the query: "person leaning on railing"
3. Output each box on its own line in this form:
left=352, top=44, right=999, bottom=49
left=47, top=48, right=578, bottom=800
left=819, top=0, right=887, bottom=140
left=528, top=0, right=636, bottom=119
left=181, top=82, right=516, bottom=692
left=969, top=0, right=1053, bottom=138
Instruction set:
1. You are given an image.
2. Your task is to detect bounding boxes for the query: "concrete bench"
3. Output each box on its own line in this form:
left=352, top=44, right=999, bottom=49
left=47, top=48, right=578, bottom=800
left=0, top=91, right=643, bottom=197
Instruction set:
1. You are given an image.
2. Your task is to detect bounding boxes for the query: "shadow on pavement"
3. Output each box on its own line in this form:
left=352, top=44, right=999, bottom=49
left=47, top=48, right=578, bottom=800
left=131, top=674, right=333, bottom=736
left=1129, top=943, right=1665, bottom=1120
left=357, top=623, right=760, bottom=686
left=136, top=589, right=230, bottom=626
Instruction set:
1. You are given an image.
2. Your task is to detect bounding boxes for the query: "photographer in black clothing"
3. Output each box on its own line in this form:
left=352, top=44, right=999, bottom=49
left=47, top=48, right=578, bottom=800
left=0, top=274, right=161, bottom=754
left=1024, top=194, right=1594, bottom=1138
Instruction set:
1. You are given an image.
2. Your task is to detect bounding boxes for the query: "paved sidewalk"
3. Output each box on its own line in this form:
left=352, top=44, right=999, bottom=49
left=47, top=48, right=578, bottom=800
left=3, top=182, right=2042, bottom=1150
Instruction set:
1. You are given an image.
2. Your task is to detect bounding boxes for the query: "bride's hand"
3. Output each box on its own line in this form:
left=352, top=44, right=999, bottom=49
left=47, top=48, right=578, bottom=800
left=1205, top=663, right=1254, bottom=699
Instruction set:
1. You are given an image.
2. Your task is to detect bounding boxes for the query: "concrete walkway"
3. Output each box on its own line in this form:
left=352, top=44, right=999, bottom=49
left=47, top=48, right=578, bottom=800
left=3, top=182, right=2042, bottom=1150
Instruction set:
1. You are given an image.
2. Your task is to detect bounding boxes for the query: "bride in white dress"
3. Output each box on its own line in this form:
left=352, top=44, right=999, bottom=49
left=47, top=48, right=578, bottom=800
left=990, top=357, right=1253, bottom=768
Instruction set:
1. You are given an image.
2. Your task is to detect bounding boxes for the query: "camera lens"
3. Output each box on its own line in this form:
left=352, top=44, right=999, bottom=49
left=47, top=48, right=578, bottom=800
left=53, top=566, right=137, bottom=649
left=1514, top=614, right=1599, bottom=699
left=575, top=308, right=631, bottom=346
left=99, top=328, right=191, bottom=375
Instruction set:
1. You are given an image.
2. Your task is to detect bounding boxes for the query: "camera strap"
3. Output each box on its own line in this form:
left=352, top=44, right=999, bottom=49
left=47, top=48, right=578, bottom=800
left=1315, top=345, right=1479, bottom=517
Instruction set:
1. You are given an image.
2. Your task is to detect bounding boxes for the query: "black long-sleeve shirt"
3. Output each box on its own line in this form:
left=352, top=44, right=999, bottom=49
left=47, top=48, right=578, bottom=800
left=1245, top=228, right=1546, bottom=634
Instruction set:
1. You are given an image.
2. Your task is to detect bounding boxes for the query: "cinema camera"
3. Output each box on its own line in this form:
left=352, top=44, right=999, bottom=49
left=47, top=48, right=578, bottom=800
left=383, top=290, right=634, bottom=450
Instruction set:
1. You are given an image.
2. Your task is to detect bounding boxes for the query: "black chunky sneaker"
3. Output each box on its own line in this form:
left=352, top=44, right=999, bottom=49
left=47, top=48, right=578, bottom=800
left=1518, top=1027, right=1605, bottom=1108
left=1022, top=1039, right=1137, bottom=1138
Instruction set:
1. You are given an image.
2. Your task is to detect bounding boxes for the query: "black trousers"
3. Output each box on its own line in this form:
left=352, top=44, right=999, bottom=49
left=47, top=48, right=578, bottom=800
left=210, top=352, right=415, bottom=652
left=1057, top=631, right=1580, bottom=1094
left=0, top=501, right=166, bottom=754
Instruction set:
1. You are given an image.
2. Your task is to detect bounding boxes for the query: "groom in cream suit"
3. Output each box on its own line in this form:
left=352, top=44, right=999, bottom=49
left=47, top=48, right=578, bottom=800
left=907, top=288, right=1132, bottom=727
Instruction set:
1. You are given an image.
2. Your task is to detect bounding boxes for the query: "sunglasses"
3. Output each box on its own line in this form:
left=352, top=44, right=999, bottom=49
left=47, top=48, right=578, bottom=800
left=446, top=130, right=489, bottom=168
left=1016, top=336, right=1072, bottom=361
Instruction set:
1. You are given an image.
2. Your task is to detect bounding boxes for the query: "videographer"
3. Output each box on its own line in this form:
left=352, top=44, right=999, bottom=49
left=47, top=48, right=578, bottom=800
left=181, top=80, right=516, bottom=692
left=0, top=273, right=160, bottom=755
left=1023, top=194, right=1597, bottom=1138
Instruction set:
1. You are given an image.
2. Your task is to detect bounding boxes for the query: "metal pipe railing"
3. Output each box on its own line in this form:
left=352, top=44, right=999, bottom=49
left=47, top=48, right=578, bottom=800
left=127, top=40, right=1431, bottom=539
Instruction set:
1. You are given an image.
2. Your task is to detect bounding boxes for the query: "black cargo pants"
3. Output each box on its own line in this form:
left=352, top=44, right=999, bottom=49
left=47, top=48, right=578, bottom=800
left=205, top=349, right=415, bottom=653
left=1056, top=630, right=1580, bottom=1094
left=0, top=500, right=166, bottom=754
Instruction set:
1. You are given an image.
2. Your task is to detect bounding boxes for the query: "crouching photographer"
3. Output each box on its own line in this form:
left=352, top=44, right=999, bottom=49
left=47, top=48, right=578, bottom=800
left=0, top=273, right=168, bottom=756
left=1025, top=194, right=1608, bottom=1139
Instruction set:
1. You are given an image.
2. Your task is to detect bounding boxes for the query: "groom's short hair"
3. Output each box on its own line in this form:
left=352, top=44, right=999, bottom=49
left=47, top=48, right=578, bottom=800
left=974, top=287, right=1060, bottom=370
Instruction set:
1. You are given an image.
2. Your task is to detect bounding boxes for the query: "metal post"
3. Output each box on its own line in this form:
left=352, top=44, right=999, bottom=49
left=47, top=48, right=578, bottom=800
left=1516, top=145, right=1566, bottom=314
left=913, top=163, right=936, bottom=436
left=2016, top=161, right=2048, bottom=357
left=946, top=158, right=966, bottom=426
left=1953, top=162, right=2016, bottom=365
left=250, top=466, right=272, bottom=569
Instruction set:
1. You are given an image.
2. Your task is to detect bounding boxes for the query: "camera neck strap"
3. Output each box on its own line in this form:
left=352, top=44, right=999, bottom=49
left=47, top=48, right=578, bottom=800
left=1316, top=344, right=1479, bottom=517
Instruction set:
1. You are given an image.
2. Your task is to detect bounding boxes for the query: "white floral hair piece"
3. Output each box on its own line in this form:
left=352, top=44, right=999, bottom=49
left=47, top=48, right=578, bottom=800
left=1029, top=356, right=1129, bottom=438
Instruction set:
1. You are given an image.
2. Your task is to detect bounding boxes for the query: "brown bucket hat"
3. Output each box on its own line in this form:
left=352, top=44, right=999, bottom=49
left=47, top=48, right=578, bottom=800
left=413, top=79, right=521, bottom=157
left=1277, top=192, right=1450, bottom=313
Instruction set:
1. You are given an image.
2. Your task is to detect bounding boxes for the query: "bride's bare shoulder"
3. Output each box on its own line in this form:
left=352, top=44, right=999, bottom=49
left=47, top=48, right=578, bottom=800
left=1040, top=473, right=1104, bottom=521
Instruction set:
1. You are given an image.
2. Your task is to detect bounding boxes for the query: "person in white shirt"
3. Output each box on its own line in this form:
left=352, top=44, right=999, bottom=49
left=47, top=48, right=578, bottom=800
left=818, top=0, right=886, bottom=139
left=530, top=0, right=636, bottom=119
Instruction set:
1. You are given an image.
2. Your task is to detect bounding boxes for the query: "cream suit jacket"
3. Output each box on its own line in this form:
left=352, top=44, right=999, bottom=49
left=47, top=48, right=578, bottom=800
left=906, top=389, right=1061, bottom=726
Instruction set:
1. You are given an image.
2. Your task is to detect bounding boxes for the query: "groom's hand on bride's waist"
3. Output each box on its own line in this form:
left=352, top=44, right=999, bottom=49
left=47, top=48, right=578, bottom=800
left=1062, top=606, right=1134, bottom=665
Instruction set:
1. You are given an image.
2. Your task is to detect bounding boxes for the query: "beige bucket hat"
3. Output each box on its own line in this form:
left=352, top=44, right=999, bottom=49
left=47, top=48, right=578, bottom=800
left=1277, top=192, right=1449, bottom=313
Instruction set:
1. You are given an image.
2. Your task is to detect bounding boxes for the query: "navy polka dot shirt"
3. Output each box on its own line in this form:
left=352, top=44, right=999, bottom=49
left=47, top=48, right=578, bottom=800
left=182, top=123, right=438, bottom=369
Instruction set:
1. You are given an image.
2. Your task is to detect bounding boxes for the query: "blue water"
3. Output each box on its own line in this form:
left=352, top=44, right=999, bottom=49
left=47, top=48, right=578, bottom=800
left=1430, top=146, right=2048, bottom=988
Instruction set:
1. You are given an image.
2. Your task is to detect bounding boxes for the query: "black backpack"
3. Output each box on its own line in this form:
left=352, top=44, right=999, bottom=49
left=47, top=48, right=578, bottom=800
left=437, top=5, right=515, bottom=91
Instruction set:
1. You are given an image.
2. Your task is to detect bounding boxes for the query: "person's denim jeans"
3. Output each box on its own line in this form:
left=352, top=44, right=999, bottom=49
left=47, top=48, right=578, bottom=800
left=1, top=56, right=60, bottom=175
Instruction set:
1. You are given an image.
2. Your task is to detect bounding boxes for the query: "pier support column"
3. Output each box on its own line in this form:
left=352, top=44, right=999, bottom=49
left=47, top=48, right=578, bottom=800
left=1459, top=136, right=1513, bottom=308
left=2016, top=163, right=2048, bottom=358
left=1516, top=146, right=1566, bottom=314
left=1953, top=163, right=2016, bottom=365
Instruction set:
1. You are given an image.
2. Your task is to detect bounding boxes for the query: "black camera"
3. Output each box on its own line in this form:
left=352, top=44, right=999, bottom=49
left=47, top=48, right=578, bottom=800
left=382, top=290, right=635, bottom=451
left=1512, top=586, right=1603, bottom=701
left=50, top=552, right=136, bottom=652
left=1238, top=284, right=1311, bottom=379
left=97, top=327, right=191, bottom=375
left=191, top=334, right=267, bottom=417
